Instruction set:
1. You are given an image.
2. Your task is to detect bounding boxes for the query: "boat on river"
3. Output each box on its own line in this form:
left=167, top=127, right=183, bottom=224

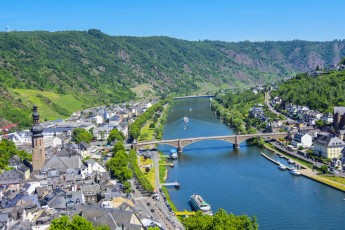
left=183, top=116, right=189, bottom=123
left=169, top=149, right=178, bottom=159
left=278, top=161, right=287, bottom=170
left=190, top=194, right=212, bottom=215
left=288, top=159, right=295, bottom=164
left=289, top=168, right=301, bottom=176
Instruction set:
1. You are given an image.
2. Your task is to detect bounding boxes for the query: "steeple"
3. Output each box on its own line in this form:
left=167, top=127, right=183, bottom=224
left=30, top=105, right=45, bottom=171
left=30, top=105, right=43, bottom=138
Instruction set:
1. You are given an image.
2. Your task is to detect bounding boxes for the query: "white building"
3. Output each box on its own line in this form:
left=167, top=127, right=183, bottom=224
left=92, top=115, right=104, bottom=125
left=291, top=132, right=313, bottom=148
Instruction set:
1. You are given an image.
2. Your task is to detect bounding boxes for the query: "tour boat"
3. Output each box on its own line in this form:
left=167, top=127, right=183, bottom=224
left=289, top=168, right=301, bottom=176
left=190, top=194, right=212, bottom=215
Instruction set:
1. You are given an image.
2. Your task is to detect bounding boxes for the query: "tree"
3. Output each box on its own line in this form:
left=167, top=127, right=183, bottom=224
left=50, top=215, right=110, bottom=230
left=321, top=165, right=328, bottom=174
left=123, top=181, right=132, bottom=193
left=106, top=150, right=132, bottom=182
left=182, top=209, right=258, bottom=230
left=107, top=129, right=125, bottom=144
left=112, top=141, right=126, bottom=156
left=145, top=167, right=151, bottom=173
left=72, top=128, right=93, bottom=144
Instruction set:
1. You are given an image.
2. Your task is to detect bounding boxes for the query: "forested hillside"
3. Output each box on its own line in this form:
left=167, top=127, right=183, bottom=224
left=0, top=29, right=344, bottom=126
left=271, top=70, right=345, bottom=113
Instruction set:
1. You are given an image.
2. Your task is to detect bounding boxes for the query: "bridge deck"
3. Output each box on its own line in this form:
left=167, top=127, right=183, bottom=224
left=135, top=132, right=288, bottom=146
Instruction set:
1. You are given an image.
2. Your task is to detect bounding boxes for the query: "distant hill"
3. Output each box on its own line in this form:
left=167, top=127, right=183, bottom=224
left=0, top=29, right=344, bottom=127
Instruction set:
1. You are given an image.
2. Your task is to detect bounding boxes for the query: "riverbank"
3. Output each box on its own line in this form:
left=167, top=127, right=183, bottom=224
left=262, top=143, right=345, bottom=192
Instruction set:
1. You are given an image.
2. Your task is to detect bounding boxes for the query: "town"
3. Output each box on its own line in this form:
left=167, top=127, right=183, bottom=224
left=0, top=100, right=185, bottom=230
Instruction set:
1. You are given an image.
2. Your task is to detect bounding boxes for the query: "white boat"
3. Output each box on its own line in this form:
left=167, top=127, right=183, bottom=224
left=169, top=149, right=178, bottom=159
left=190, top=194, right=212, bottom=214
left=288, top=159, right=295, bottom=164
left=289, top=168, right=301, bottom=176
left=183, top=116, right=189, bottom=123
left=278, top=162, right=287, bottom=170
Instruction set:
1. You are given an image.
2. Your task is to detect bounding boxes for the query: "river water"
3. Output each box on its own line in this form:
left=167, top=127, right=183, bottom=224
left=158, top=98, right=345, bottom=230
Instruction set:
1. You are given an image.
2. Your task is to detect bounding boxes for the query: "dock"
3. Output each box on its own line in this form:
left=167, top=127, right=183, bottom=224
left=260, top=152, right=295, bottom=171
left=260, top=152, right=345, bottom=192
left=159, top=162, right=174, bottom=167
left=161, top=181, right=180, bottom=188
left=175, top=210, right=196, bottom=216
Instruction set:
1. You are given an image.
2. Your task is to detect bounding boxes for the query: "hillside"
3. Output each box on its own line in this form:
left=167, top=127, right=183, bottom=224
left=0, top=30, right=345, bottom=126
left=271, top=70, right=345, bottom=113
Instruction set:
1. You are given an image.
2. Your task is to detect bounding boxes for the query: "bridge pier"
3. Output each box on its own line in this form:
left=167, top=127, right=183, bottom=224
left=178, top=139, right=183, bottom=153
left=233, top=143, right=240, bottom=149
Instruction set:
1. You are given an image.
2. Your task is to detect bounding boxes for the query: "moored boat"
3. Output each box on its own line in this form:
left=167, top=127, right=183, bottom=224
left=288, top=159, right=295, bottom=164
left=190, top=194, right=212, bottom=215
left=169, top=149, right=178, bottom=159
left=278, top=161, right=287, bottom=170
left=289, top=168, right=301, bottom=175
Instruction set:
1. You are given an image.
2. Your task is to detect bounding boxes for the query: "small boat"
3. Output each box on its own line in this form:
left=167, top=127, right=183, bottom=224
left=278, top=162, right=287, bottom=170
left=289, top=168, right=301, bottom=176
left=169, top=149, right=178, bottom=159
left=183, top=116, right=189, bottom=123
left=279, top=154, right=284, bottom=158
left=288, top=159, right=295, bottom=164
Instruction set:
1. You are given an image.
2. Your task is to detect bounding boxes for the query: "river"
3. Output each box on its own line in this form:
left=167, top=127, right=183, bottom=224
left=158, top=98, right=345, bottom=230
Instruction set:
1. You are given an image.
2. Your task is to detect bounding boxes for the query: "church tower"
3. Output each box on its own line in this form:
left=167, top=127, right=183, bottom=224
left=30, top=105, right=45, bottom=171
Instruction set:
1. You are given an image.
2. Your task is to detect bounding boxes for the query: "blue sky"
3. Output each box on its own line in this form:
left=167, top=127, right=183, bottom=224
left=1, top=0, right=344, bottom=42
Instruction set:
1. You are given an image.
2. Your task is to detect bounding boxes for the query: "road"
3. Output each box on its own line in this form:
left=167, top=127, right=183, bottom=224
left=131, top=151, right=184, bottom=229
left=265, top=91, right=295, bottom=123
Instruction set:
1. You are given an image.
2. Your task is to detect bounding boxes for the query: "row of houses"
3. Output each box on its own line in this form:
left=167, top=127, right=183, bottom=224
left=0, top=145, right=154, bottom=229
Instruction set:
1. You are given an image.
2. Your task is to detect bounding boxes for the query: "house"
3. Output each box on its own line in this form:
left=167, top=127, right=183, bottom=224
left=81, top=184, right=100, bottom=204
left=17, top=164, right=30, bottom=180
left=8, top=156, right=22, bottom=170
left=314, top=133, right=345, bottom=159
left=0, top=170, right=23, bottom=186
left=92, top=115, right=104, bottom=125
left=291, top=132, right=313, bottom=148
left=322, top=113, right=334, bottom=124
left=109, top=115, right=122, bottom=127
left=266, top=121, right=282, bottom=132
left=70, top=205, right=144, bottom=230
left=79, top=142, right=92, bottom=158
left=81, top=159, right=106, bottom=179
left=93, top=126, right=113, bottom=141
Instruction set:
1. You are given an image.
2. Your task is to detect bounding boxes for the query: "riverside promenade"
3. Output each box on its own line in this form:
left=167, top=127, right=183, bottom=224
left=261, top=151, right=345, bottom=192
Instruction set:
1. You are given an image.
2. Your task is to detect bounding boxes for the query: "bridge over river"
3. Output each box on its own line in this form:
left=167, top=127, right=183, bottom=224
left=133, top=132, right=288, bottom=153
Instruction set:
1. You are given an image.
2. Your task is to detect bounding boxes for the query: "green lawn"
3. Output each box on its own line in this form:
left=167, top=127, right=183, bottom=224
left=138, top=122, right=155, bottom=141
left=321, top=175, right=345, bottom=185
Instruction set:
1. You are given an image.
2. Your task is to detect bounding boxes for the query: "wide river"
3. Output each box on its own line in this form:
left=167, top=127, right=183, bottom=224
left=158, top=98, right=345, bottom=230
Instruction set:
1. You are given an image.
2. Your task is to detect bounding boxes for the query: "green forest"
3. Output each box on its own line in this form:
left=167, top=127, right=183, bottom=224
left=271, top=70, right=345, bottom=112
left=0, top=30, right=345, bottom=127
